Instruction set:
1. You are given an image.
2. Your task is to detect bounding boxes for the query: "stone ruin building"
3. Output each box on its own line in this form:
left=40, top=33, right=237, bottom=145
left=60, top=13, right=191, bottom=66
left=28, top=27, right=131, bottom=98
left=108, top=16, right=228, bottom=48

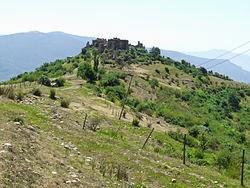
left=89, top=38, right=129, bottom=52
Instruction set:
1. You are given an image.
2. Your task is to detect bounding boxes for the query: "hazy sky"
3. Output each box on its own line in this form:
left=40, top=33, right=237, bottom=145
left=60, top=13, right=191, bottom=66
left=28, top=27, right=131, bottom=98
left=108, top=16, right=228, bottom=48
left=1, top=0, right=250, bottom=52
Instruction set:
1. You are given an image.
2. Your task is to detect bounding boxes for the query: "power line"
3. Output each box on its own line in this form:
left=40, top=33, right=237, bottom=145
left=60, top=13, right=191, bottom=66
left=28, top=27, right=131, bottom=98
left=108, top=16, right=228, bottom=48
left=207, top=48, right=250, bottom=69
left=197, top=41, right=250, bottom=67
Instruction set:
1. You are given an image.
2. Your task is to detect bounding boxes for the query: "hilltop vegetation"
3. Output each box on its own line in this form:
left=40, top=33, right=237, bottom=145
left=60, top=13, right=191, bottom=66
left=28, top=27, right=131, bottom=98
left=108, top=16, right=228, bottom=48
left=0, top=39, right=250, bottom=187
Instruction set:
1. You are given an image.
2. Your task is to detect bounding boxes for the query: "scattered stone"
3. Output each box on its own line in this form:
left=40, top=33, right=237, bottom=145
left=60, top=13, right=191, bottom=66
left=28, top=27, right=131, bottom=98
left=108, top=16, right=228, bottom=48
left=85, top=157, right=93, bottom=163
left=3, top=143, right=12, bottom=148
left=25, top=158, right=31, bottom=163
left=52, top=171, right=57, bottom=175
left=65, top=180, right=71, bottom=184
left=14, top=122, right=21, bottom=126
left=172, top=178, right=176, bottom=183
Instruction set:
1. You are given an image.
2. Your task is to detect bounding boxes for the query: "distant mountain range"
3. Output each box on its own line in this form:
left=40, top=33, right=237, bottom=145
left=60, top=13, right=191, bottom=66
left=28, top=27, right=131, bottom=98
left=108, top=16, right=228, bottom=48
left=188, top=49, right=250, bottom=72
left=0, top=31, right=250, bottom=83
left=161, top=50, right=250, bottom=83
left=0, top=31, right=93, bottom=81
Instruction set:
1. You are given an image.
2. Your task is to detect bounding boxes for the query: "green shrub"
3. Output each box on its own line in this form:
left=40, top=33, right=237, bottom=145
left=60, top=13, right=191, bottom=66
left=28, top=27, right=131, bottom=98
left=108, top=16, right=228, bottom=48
left=61, top=99, right=70, bottom=108
left=216, top=150, right=231, bottom=169
left=132, top=119, right=140, bottom=127
left=188, top=126, right=200, bottom=138
left=16, top=91, right=24, bottom=101
left=165, top=67, right=170, bottom=74
left=155, top=69, right=160, bottom=74
left=77, top=62, right=96, bottom=82
left=7, top=88, right=15, bottom=100
left=105, top=85, right=126, bottom=101
left=100, top=72, right=120, bottom=87
left=49, top=89, right=56, bottom=100
left=32, top=88, right=42, bottom=96
left=38, top=75, right=51, bottom=86
left=54, top=77, right=65, bottom=87
left=13, top=117, right=24, bottom=125
left=149, top=79, right=159, bottom=89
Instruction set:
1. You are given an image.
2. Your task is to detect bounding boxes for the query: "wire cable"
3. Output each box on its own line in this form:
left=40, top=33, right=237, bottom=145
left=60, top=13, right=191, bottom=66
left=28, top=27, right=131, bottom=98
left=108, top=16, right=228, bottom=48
left=197, top=41, right=250, bottom=67
left=207, top=48, right=250, bottom=69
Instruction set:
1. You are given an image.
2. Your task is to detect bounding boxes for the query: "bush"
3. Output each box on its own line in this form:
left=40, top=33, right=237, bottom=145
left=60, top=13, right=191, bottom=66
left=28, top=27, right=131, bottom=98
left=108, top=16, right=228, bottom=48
left=155, top=69, right=160, bottom=74
left=188, top=126, right=200, bottom=138
left=49, top=89, right=56, bottom=100
left=216, top=149, right=232, bottom=169
left=7, top=88, right=15, bottom=100
left=77, top=62, right=96, bottom=82
left=105, top=85, right=126, bottom=101
left=0, top=87, right=15, bottom=100
left=165, top=67, right=170, bottom=74
left=13, top=117, right=24, bottom=125
left=100, top=72, right=120, bottom=87
left=132, top=119, right=140, bottom=127
left=32, top=88, right=42, bottom=96
left=53, top=77, right=65, bottom=87
left=61, top=99, right=70, bottom=108
left=16, top=91, right=24, bottom=101
left=149, top=79, right=159, bottom=89
left=38, top=75, right=51, bottom=86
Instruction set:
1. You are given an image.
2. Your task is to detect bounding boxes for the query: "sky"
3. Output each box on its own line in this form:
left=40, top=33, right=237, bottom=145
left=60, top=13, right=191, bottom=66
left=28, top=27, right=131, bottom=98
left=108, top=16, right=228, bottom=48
left=1, top=0, right=250, bottom=52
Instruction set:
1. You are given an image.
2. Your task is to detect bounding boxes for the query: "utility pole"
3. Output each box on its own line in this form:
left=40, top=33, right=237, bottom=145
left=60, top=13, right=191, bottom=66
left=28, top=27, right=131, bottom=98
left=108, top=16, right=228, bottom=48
left=119, top=75, right=133, bottom=120
left=241, top=149, right=245, bottom=186
left=142, top=128, right=155, bottom=149
left=183, top=134, right=187, bottom=165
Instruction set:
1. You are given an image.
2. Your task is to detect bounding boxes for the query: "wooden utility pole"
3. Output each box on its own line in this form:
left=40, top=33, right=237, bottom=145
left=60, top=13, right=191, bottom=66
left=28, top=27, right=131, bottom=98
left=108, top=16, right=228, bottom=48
left=83, top=113, right=88, bottom=129
left=183, top=134, right=187, bottom=165
left=241, top=149, right=245, bottom=186
left=119, top=75, right=133, bottom=120
left=142, top=128, right=155, bottom=149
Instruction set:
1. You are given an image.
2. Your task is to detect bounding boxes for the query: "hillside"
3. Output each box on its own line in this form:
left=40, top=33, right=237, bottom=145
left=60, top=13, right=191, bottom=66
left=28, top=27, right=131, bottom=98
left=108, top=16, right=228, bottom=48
left=0, top=39, right=250, bottom=187
left=0, top=31, right=93, bottom=81
left=161, top=50, right=250, bottom=84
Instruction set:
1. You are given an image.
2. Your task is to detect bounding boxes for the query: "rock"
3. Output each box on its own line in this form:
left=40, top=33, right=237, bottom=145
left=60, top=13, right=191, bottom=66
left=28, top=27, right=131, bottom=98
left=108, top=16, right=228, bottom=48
left=64, top=145, right=70, bottom=150
left=85, top=157, right=93, bottom=163
left=3, top=143, right=12, bottom=148
left=0, top=150, right=7, bottom=154
left=25, top=158, right=31, bottom=163
left=172, top=178, right=176, bottom=183
left=52, top=171, right=57, bottom=175
left=14, top=122, right=21, bottom=125
left=65, top=180, right=71, bottom=184
left=71, top=173, right=78, bottom=178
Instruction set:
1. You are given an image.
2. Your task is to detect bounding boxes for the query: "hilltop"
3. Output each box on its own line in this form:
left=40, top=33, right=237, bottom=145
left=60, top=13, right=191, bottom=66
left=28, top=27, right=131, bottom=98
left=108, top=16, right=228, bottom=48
left=1, top=31, right=250, bottom=84
left=0, top=38, right=250, bottom=187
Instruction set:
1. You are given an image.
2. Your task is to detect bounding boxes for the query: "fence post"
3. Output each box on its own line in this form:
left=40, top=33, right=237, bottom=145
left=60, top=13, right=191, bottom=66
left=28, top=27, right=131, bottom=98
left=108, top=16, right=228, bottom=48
left=183, top=134, right=187, bottom=165
left=241, top=149, right=245, bottom=186
left=142, top=128, right=154, bottom=149
left=83, top=113, right=88, bottom=129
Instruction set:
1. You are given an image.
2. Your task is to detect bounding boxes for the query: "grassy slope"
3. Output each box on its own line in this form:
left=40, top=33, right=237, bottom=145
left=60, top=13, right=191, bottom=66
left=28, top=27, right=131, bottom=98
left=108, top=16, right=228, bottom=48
left=0, top=75, right=247, bottom=188
left=0, top=46, right=250, bottom=187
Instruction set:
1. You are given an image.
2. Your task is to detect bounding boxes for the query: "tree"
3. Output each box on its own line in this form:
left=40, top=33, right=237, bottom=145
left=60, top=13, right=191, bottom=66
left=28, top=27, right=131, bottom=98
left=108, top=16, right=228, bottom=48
left=150, top=47, right=161, bottom=58
left=77, top=63, right=96, bottom=83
